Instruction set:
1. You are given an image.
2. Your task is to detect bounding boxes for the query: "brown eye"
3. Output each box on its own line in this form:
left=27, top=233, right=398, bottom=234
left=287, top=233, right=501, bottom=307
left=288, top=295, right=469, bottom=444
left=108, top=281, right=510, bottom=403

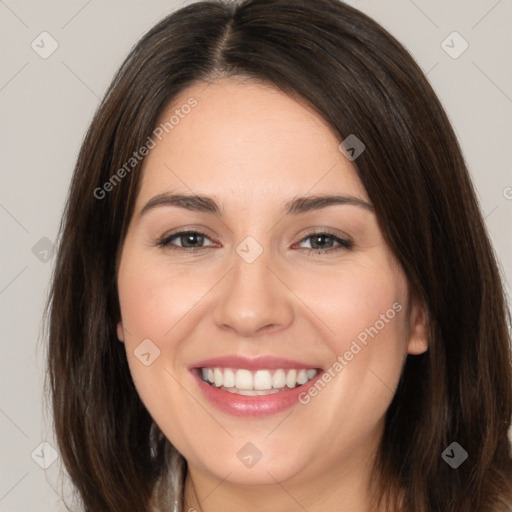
left=297, top=231, right=353, bottom=253
left=157, top=231, right=216, bottom=252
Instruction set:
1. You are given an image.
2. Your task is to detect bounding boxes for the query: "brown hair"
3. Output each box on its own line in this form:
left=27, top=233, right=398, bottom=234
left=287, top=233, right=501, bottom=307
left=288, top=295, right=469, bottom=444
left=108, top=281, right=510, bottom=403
left=44, top=0, right=512, bottom=510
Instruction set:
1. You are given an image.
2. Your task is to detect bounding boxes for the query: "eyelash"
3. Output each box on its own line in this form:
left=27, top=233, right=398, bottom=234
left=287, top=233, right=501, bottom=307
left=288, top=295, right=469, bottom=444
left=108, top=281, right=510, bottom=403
left=155, top=230, right=353, bottom=254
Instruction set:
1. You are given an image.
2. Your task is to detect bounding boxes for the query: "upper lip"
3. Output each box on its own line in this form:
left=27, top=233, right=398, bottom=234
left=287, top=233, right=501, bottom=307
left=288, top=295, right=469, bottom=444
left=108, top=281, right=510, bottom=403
left=189, top=355, right=322, bottom=371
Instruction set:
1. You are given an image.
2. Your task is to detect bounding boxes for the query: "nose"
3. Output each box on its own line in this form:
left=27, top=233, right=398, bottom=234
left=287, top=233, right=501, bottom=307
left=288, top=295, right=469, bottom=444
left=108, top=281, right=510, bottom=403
left=212, top=247, right=295, bottom=338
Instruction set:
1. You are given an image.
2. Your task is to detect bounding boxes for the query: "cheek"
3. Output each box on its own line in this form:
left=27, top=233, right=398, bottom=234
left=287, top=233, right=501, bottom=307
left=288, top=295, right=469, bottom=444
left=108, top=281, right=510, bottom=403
left=117, top=259, right=207, bottom=449
left=116, top=251, right=219, bottom=419
left=118, top=254, right=205, bottom=344
left=292, top=256, right=409, bottom=412
left=297, top=256, right=407, bottom=349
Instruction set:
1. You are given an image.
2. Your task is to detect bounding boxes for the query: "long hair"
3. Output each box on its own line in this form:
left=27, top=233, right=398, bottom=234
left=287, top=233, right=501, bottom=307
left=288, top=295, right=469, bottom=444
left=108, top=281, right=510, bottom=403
left=44, top=0, right=512, bottom=510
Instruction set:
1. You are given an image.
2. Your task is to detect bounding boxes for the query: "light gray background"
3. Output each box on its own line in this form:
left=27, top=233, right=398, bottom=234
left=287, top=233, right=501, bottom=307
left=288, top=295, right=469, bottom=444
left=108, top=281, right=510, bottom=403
left=1, top=1, right=511, bottom=511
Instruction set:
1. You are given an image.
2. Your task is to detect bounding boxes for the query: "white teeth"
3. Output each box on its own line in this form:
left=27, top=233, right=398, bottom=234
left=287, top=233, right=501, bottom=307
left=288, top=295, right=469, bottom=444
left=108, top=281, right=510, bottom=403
left=256, top=389, right=280, bottom=395
left=224, top=368, right=235, bottom=388
left=200, top=367, right=318, bottom=392
left=286, top=369, right=297, bottom=388
left=236, top=389, right=258, bottom=396
left=223, top=388, right=284, bottom=395
left=235, top=369, right=253, bottom=390
left=214, top=368, right=223, bottom=387
left=297, top=369, right=308, bottom=385
left=306, top=369, right=317, bottom=380
left=272, top=369, right=286, bottom=388
left=253, top=370, right=273, bottom=390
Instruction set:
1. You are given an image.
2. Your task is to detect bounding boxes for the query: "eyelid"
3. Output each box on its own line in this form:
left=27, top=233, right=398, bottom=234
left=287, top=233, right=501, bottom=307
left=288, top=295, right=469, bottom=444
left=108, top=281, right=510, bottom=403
left=155, top=227, right=353, bottom=254
left=293, top=229, right=353, bottom=251
left=155, top=228, right=218, bottom=250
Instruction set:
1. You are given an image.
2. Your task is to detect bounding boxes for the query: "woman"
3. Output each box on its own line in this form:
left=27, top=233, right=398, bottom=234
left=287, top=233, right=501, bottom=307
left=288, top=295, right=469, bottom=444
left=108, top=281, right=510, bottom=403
left=44, top=0, right=512, bottom=510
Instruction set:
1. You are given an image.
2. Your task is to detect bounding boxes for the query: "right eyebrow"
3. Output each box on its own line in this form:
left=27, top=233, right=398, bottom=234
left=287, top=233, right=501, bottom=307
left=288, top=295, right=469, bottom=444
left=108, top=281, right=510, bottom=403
left=138, top=193, right=222, bottom=218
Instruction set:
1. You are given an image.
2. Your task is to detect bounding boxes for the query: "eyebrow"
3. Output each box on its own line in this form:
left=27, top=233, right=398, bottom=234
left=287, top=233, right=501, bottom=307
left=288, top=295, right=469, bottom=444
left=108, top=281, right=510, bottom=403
left=138, top=192, right=374, bottom=218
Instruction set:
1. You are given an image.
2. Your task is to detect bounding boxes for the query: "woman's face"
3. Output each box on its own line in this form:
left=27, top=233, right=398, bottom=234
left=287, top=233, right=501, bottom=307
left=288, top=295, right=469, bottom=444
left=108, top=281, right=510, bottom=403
left=116, top=78, right=428, bottom=489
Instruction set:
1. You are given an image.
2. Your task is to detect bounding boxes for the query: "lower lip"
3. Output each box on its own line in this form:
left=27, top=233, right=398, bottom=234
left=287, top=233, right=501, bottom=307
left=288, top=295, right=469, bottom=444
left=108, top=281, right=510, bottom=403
left=191, top=369, right=324, bottom=417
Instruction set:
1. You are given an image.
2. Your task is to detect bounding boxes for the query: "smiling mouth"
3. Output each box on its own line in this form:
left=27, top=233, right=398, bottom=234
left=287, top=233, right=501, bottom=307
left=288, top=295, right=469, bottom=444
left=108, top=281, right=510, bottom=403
left=198, top=367, right=320, bottom=396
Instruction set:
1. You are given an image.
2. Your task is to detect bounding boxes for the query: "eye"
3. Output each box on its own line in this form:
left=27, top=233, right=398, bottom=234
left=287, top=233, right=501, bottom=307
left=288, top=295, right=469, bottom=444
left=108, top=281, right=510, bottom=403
left=296, top=231, right=353, bottom=254
left=155, top=229, right=353, bottom=254
left=156, top=230, right=217, bottom=252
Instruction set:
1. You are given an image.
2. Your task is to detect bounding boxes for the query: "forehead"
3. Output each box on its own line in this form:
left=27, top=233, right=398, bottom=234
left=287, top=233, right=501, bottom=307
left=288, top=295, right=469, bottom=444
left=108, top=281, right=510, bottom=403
left=135, top=78, right=368, bottom=208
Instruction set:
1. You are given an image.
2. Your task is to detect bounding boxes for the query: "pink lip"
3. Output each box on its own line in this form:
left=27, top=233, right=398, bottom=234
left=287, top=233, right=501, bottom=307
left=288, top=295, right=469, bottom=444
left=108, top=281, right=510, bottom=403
left=190, top=355, right=320, bottom=371
left=188, top=355, right=323, bottom=418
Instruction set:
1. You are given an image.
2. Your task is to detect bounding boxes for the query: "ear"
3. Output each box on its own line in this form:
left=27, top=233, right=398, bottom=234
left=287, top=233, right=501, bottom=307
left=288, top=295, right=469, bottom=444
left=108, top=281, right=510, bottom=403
left=406, top=296, right=429, bottom=355
left=117, top=320, right=125, bottom=343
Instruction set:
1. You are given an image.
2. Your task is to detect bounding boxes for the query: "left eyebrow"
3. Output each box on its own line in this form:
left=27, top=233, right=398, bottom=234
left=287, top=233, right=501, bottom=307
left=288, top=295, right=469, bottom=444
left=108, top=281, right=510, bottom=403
left=137, top=192, right=374, bottom=219
left=284, top=194, right=374, bottom=214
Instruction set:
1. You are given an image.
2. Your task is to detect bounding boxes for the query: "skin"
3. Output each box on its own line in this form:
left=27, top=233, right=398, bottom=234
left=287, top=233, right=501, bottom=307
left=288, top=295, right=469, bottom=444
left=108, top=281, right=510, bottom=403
left=116, top=77, right=428, bottom=512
